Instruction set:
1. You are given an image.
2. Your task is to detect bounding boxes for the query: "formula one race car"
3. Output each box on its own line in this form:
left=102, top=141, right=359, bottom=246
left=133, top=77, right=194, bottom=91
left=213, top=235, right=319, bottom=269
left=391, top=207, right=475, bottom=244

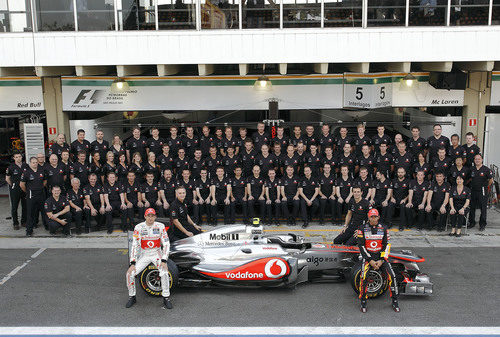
left=128, top=219, right=433, bottom=298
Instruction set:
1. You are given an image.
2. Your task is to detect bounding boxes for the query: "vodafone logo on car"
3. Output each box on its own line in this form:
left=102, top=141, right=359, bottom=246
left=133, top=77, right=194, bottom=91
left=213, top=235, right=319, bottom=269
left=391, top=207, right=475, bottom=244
left=200, top=257, right=290, bottom=281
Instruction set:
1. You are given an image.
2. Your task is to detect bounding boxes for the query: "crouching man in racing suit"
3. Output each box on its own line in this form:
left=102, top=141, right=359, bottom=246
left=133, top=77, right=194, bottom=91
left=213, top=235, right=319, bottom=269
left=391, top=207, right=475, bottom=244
left=126, top=207, right=173, bottom=309
left=357, top=208, right=400, bottom=313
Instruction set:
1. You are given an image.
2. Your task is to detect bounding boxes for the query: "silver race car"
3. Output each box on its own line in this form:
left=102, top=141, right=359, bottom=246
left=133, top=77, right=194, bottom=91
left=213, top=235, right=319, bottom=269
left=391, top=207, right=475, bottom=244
left=128, top=220, right=433, bottom=299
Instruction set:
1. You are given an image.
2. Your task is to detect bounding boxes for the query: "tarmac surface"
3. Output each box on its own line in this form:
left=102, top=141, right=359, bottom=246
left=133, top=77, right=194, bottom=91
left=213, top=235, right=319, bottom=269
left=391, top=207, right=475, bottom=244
left=0, top=196, right=500, bottom=327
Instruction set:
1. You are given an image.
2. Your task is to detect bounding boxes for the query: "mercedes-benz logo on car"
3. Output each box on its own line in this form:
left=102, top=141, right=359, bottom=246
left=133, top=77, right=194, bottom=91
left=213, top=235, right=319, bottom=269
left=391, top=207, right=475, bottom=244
left=264, top=259, right=287, bottom=278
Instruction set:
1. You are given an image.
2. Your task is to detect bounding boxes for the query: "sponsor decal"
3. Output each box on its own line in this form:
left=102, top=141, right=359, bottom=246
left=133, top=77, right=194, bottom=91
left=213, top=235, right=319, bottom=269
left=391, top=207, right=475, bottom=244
left=200, top=257, right=290, bottom=281
left=306, top=256, right=336, bottom=266
left=209, top=233, right=240, bottom=241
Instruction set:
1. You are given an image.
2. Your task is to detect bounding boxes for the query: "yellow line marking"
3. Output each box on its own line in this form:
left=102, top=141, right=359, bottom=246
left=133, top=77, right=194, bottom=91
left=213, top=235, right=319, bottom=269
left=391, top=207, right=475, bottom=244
left=118, top=249, right=128, bottom=255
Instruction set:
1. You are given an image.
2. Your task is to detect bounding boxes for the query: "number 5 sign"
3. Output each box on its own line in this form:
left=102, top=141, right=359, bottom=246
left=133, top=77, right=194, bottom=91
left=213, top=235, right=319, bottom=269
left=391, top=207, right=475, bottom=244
left=343, top=73, right=393, bottom=109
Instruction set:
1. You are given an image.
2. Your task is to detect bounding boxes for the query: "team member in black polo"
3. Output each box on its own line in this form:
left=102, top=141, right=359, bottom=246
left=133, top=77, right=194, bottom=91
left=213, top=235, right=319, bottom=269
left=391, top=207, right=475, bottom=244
left=124, top=171, right=142, bottom=228
left=177, top=169, right=197, bottom=221
left=353, top=123, right=372, bottom=157
left=333, top=186, right=370, bottom=245
left=448, top=134, right=466, bottom=164
left=281, top=144, right=301, bottom=176
left=44, top=185, right=71, bottom=236
left=449, top=175, right=471, bottom=237
left=393, top=142, right=413, bottom=178
left=221, top=126, right=239, bottom=156
left=170, top=187, right=202, bottom=241
left=205, top=146, right=221, bottom=179
left=252, top=122, right=270, bottom=151
left=173, top=148, right=189, bottom=178
left=20, top=157, right=47, bottom=236
left=182, top=126, right=199, bottom=158
left=449, top=156, right=470, bottom=186
left=298, top=166, right=320, bottom=228
left=146, top=127, right=164, bottom=157
left=221, top=146, right=240, bottom=179
left=280, top=165, right=300, bottom=226
left=256, top=144, right=277, bottom=176
left=210, top=167, right=231, bottom=226
left=246, top=165, right=266, bottom=221
left=274, top=126, right=290, bottom=152
left=83, top=173, right=105, bottom=231
left=157, top=144, right=174, bottom=172
left=126, top=127, right=147, bottom=164
left=318, top=124, right=334, bottom=154
left=6, top=152, right=26, bottom=230
left=166, top=126, right=182, bottom=157
left=303, top=125, right=317, bottom=150
left=356, top=145, right=376, bottom=178
left=159, top=169, right=177, bottom=217
left=353, top=167, right=374, bottom=201
left=412, top=152, right=431, bottom=180
left=371, top=171, right=392, bottom=224
left=200, top=125, right=213, bottom=156
left=264, top=169, right=281, bottom=225
left=387, top=167, right=411, bottom=231
left=290, top=126, right=304, bottom=148
left=195, top=168, right=212, bottom=225
left=336, top=143, right=356, bottom=176
left=90, top=130, right=109, bottom=164
left=189, top=149, right=205, bottom=180
left=321, top=146, right=336, bottom=173
left=70, top=151, right=90, bottom=186
left=230, top=166, right=248, bottom=224
left=372, top=124, right=392, bottom=154
left=67, top=177, right=89, bottom=234
left=406, top=170, right=429, bottom=230
left=335, top=165, right=353, bottom=224
left=103, top=172, right=128, bottom=233
left=408, top=126, right=427, bottom=159
left=334, top=127, right=352, bottom=154
left=427, top=124, right=450, bottom=162
left=425, top=171, right=450, bottom=231
left=48, top=134, right=70, bottom=159
left=272, top=143, right=284, bottom=176
left=240, top=139, right=257, bottom=178
left=469, top=154, right=493, bottom=230
left=431, top=148, right=452, bottom=179
left=70, top=129, right=91, bottom=161
left=463, top=132, right=481, bottom=167
left=141, top=172, right=162, bottom=217
left=45, top=154, right=67, bottom=194
left=318, top=163, right=336, bottom=225
left=304, top=144, right=322, bottom=177
left=375, top=143, right=393, bottom=178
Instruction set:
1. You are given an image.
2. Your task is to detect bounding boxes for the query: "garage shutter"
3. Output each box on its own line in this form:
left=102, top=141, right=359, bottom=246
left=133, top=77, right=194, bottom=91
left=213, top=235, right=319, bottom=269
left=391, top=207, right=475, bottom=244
left=24, top=123, right=45, bottom=160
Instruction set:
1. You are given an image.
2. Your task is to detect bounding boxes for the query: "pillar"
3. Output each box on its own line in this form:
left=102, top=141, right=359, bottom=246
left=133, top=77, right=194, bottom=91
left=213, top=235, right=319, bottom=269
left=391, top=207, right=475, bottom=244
left=42, top=77, right=69, bottom=142
left=462, top=71, right=491, bottom=150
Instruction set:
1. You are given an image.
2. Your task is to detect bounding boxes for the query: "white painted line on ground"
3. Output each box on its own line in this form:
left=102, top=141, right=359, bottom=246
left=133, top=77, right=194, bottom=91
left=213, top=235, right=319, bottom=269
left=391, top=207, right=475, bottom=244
left=0, top=248, right=46, bottom=286
left=0, top=327, right=499, bottom=335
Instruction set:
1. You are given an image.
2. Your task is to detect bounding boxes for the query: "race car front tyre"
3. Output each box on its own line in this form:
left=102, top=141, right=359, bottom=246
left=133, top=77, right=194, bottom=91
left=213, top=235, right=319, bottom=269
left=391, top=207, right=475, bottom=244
left=140, top=260, right=179, bottom=297
left=350, top=262, right=389, bottom=298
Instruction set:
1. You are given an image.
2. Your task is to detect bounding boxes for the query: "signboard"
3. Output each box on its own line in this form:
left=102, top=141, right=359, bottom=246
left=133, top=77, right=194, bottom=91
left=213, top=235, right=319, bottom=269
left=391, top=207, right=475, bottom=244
left=0, top=77, right=44, bottom=111
left=392, top=73, right=464, bottom=107
left=343, top=73, right=393, bottom=109
left=491, top=71, right=500, bottom=106
left=62, top=75, right=344, bottom=111
left=468, top=118, right=477, bottom=127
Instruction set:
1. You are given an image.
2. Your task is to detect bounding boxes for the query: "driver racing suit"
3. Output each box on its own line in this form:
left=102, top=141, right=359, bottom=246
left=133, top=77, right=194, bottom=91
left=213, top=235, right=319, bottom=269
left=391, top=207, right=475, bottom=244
left=127, top=221, right=170, bottom=297
left=357, top=223, right=398, bottom=301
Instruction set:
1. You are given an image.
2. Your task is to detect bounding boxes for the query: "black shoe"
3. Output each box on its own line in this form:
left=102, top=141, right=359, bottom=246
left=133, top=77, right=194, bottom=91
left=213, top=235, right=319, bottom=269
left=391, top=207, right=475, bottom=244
left=456, top=232, right=462, bottom=237
left=437, top=227, right=444, bottom=232
left=26, top=232, right=33, bottom=237
left=302, top=222, right=309, bottom=229
left=392, top=299, right=400, bottom=312
left=479, top=226, right=485, bottom=232
left=13, top=224, right=20, bottom=230
left=399, top=226, right=404, bottom=231
left=64, top=233, right=72, bottom=238
left=125, top=296, right=136, bottom=308
left=163, top=297, right=173, bottom=309
left=448, top=232, right=454, bottom=236
left=76, top=228, right=82, bottom=235
left=469, top=223, right=476, bottom=229
left=319, top=220, right=324, bottom=226
left=107, top=229, right=113, bottom=234
left=85, top=227, right=91, bottom=234
left=360, top=299, right=367, bottom=313
left=387, top=223, right=393, bottom=229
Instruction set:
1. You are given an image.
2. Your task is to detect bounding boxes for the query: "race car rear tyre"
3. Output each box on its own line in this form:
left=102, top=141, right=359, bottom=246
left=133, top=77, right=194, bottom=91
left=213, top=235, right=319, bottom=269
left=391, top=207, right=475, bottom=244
left=140, top=260, right=179, bottom=297
left=350, top=262, right=388, bottom=298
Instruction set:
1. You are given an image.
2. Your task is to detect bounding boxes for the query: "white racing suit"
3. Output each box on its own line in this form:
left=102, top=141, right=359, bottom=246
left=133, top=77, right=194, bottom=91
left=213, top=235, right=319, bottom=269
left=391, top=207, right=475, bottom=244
left=127, top=221, right=170, bottom=297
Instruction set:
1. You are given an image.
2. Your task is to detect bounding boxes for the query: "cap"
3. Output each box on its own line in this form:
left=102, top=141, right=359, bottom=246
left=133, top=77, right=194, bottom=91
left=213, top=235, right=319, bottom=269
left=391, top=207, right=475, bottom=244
left=368, top=208, right=380, bottom=217
left=144, top=208, right=156, bottom=217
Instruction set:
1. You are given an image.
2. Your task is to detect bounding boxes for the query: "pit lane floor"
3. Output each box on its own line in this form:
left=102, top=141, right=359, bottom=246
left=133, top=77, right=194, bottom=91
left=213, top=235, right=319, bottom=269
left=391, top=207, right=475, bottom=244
left=0, top=247, right=498, bottom=327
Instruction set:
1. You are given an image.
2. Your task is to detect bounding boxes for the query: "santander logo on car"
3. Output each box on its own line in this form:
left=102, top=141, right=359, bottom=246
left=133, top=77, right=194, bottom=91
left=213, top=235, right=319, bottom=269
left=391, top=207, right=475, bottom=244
left=201, top=257, right=290, bottom=281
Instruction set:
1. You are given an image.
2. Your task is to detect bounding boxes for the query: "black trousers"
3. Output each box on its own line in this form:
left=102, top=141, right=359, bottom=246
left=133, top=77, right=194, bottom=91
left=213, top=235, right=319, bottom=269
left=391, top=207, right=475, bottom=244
left=336, top=200, right=350, bottom=221
left=126, top=204, right=141, bottom=225
left=359, top=259, right=398, bottom=301
left=48, top=213, right=71, bottom=235
left=333, top=223, right=357, bottom=245
left=469, top=188, right=488, bottom=228
left=106, top=200, right=128, bottom=231
left=300, top=198, right=319, bottom=223
left=451, top=209, right=469, bottom=229
left=71, top=208, right=90, bottom=230
left=230, top=196, right=247, bottom=223
left=247, top=197, right=265, bottom=220
left=26, top=190, right=45, bottom=235
left=265, top=200, right=281, bottom=223
left=196, top=201, right=211, bottom=224
left=319, top=198, right=336, bottom=223
left=211, top=198, right=231, bottom=224
left=410, top=207, right=427, bottom=229
left=387, top=201, right=411, bottom=227
left=281, top=198, right=300, bottom=221
left=425, top=201, right=448, bottom=230
left=9, top=186, right=26, bottom=226
left=86, top=201, right=106, bottom=229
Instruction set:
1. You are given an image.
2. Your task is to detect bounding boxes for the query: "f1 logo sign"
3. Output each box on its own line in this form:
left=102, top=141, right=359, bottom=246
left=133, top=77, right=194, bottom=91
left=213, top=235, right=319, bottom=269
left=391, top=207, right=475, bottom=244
left=73, top=90, right=106, bottom=105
